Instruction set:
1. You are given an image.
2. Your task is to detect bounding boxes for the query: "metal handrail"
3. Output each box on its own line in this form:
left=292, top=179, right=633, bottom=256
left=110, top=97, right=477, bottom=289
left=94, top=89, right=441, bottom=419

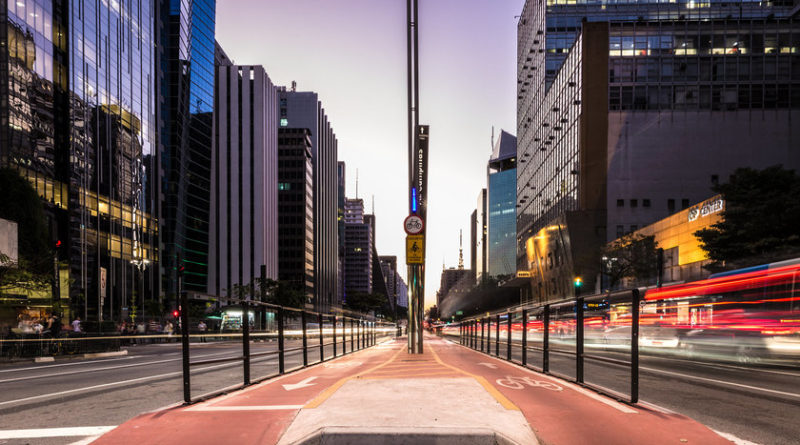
left=452, top=288, right=640, bottom=404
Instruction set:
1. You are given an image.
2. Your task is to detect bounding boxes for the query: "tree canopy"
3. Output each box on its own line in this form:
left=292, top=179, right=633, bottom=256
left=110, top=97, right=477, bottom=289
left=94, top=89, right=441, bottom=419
left=694, top=166, right=800, bottom=271
left=600, top=233, right=659, bottom=289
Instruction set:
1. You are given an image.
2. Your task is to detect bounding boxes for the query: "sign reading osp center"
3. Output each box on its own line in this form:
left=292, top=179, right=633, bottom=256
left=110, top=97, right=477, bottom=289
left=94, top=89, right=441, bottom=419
left=404, top=215, right=424, bottom=235
left=406, top=235, right=425, bottom=265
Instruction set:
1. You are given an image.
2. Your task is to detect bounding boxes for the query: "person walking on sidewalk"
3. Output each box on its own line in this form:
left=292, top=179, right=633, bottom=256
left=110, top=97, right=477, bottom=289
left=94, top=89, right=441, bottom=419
left=71, top=317, right=82, bottom=333
left=197, top=320, right=207, bottom=342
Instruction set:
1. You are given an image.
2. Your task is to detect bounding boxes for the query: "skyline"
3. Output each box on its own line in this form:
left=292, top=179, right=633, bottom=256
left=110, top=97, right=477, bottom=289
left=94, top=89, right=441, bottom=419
left=216, top=0, right=525, bottom=307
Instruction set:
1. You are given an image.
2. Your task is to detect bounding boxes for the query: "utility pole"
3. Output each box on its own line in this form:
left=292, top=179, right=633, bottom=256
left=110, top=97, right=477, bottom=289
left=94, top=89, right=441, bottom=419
left=406, top=0, right=426, bottom=354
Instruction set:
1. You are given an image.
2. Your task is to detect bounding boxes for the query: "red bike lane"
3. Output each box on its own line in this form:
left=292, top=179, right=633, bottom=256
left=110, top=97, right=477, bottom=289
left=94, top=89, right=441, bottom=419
left=92, top=340, right=405, bottom=445
left=430, top=338, right=732, bottom=445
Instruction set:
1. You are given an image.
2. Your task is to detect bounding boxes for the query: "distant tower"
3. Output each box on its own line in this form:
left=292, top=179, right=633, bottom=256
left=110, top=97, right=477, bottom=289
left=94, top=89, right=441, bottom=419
left=458, top=230, right=464, bottom=270
left=291, top=80, right=297, bottom=92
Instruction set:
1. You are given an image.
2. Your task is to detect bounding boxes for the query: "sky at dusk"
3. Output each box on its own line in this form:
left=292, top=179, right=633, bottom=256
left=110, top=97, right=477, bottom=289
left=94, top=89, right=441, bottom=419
left=216, top=0, right=525, bottom=308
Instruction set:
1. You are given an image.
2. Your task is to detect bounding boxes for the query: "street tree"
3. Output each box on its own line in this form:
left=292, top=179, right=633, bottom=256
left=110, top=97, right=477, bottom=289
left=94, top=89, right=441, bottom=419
left=600, top=234, right=659, bottom=289
left=694, top=166, right=800, bottom=271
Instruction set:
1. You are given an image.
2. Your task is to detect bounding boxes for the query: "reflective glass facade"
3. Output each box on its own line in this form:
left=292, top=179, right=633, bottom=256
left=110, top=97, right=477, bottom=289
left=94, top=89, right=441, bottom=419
left=1, top=0, right=159, bottom=322
left=488, top=169, right=517, bottom=277
left=545, top=0, right=796, bottom=86
left=161, top=0, right=216, bottom=297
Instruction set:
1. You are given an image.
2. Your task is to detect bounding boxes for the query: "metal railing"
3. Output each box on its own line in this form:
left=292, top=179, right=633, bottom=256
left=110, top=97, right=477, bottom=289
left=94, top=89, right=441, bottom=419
left=449, top=289, right=640, bottom=404
left=180, top=298, right=397, bottom=404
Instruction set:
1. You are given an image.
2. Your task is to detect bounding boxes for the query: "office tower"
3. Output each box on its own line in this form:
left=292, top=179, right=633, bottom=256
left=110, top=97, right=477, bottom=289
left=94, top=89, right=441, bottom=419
left=275, top=128, right=314, bottom=301
left=365, top=213, right=389, bottom=309
left=344, top=198, right=364, bottom=223
left=396, top=275, right=409, bottom=309
left=542, top=0, right=796, bottom=87
left=278, top=89, right=339, bottom=311
left=343, top=209, right=372, bottom=296
left=475, top=188, right=488, bottom=282
left=516, top=1, right=800, bottom=302
left=470, top=209, right=478, bottom=274
left=0, top=0, right=159, bottom=323
left=487, top=130, right=517, bottom=278
left=210, top=61, right=279, bottom=297
left=159, top=0, right=217, bottom=299
left=379, top=256, right=398, bottom=308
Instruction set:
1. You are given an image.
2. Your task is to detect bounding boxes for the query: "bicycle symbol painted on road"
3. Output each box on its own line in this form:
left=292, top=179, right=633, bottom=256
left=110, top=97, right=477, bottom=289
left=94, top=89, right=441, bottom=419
left=495, top=376, right=563, bottom=391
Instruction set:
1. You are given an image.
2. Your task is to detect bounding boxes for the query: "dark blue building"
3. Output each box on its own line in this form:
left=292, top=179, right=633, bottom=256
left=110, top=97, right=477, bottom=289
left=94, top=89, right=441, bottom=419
left=487, top=130, right=517, bottom=278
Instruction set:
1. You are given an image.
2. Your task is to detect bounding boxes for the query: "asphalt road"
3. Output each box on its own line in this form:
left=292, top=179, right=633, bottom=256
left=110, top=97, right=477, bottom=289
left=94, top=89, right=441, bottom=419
left=451, top=333, right=800, bottom=445
left=0, top=333, right=380, bottom=445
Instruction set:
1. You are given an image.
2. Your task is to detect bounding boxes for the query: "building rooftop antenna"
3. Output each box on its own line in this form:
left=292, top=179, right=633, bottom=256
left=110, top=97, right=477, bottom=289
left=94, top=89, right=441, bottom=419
left=458, top=229, right=464, bottom=270
left=372, top=194, right=375, bottom=214
left=355, top=169, right=359, bottom=199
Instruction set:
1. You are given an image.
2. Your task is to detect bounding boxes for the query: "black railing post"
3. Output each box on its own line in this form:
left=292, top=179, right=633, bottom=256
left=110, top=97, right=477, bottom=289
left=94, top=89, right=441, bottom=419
left=351, top=318, right=355, bottom=351
left=495, top=314, right=500, bottom=356
left=482, top=318, right=487, bottom=353
left=543, top=304, right=550, bottom=373
left=522, top=309, right=528, bottom=366
left=333, top=316, right=337, bottom=357
left=278, top=306, right=285, bottom=374
left=319, top=312, right=324, bottom=362
left=631, top=289, right=640, bottom=403
left=460, top=323, right=463, bottom=344
left=576, top=297, right=584, bottom=384
left=301, top=310, right=308, bottom=367
left=180, top=289, right=190, bottom=403
left=243, top=301, right=251, bottom=385
left=479, top=319, right=484, bottom=351
left=343, top=317, right=347, bottom=355
left=507, top=312, right=512, bottom=360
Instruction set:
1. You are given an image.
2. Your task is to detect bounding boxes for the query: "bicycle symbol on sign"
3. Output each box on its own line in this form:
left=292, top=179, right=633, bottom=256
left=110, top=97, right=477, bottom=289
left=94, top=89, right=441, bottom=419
left=495, top=376, right=563, bottom=391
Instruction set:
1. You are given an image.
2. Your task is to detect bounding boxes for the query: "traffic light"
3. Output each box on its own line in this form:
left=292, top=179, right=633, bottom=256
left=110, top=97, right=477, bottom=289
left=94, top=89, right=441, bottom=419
left=172, top=309, right=180, bottom=319
left=574, top=276, right=583, bottom=296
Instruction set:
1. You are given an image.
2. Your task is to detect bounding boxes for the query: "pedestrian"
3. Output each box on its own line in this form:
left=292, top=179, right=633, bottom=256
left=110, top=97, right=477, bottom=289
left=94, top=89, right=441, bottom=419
left=198, top=320, right=207, bottom=342
left=72, top=317, right=82, bottom=333
left=48, top=314, right=62, bottom=338
left=165, top=320, right=174, bottom=340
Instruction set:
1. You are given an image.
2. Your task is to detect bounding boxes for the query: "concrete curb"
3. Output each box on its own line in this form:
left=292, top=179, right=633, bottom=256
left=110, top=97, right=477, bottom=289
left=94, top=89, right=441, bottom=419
left=34, top=356, right=55, bottom=363
left=289, top=426, right=521, bottom=445
left=83, top=350, right=128, bottom=359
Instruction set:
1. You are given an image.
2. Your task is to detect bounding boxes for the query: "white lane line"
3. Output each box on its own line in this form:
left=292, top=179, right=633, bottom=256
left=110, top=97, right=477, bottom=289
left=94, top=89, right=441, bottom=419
left=188, top=405, right=304, bottom=411
left=0, top=426, right=116, bottom=439
left=453, top=340, right=638, bottom=414
left=637, top=400, right=678, bottom=415
left=640, top=366, right=800, bottom=400
left=713, top=430, right=762, bottom=445
left=0, top=356, right=135, bottom=373
left=0, top=353, right=244, bottom=384
left=0, top=361, right=239, bottom=408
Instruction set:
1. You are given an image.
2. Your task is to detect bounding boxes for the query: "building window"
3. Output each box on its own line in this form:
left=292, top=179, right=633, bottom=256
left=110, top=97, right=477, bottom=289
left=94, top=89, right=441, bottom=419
left=668, top=199, right=676, bottom=213
left=630, top=225, right=638, bottom=232
left=278, top=183, right=291, bottom=191
left=617, top=199, right=624, bottom=207
left=643, top=199, right=651, bottom=208
left=630, top=199, right=638, bottom=208
left=682, top=199, right=690, bottom=209
left=711, top=174, right=719, bottom=185
left=616, top=225, right=624, bottom=238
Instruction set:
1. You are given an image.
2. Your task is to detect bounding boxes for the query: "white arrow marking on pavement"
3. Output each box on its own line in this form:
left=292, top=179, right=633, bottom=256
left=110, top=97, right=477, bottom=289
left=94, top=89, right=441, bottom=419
left=282, top=376, right=318, bottom=391
left=477, top=362, right=498, bottom=369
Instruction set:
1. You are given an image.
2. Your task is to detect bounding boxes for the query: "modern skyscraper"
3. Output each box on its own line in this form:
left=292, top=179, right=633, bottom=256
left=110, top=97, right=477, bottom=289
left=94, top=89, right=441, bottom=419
left=475, top=188, right=488, bottom=282
left=276, top=128, right=314, bottom=302
left=487, top=130, right=517, bottom=278
left=210, top=61, right=279, bottom=297
left=542, top=0, right=797, bottom=87
left=278, top=89, right=339, bottom=311
left=516, top=0, right=800, bottom=302
left=159, top=0, right=217, bottom=300
left=379, top=256, right=398, bottom=307
left=344, top=198, right=364, bottom=223
left=1, top=0, right=159, bottom=322
left=343, top=200, right=372, bottom=296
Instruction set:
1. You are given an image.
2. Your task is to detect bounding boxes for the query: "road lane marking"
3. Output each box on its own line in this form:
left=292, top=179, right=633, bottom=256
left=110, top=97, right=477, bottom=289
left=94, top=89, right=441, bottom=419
left=0, top=426, right=116, bottom=439
left=304, top=344, right=404, bottom=409
left=495, top=376, right=563, bottom=391
left=0, top=361, right=243, bottom=408
left=0, top=356, right=136, bottom=373
left=186, top=405, right=305, bottom=411
left=477, top=363, right=498, bottom=369
left=428, top=344, right=520, bottom=411
left=0, top=353, right=245, bottom=384
left=640, top=365, right=800, bottom=400
left=451, top=340, right=638, bottom=414
left=283, top=377, right=318, bottom=391
left=712, top=430, right=761, bottom=445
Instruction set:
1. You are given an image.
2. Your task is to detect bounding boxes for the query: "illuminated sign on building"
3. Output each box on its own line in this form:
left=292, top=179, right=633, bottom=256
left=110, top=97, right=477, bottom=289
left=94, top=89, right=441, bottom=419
left=688, top=199, right=724, bottom=222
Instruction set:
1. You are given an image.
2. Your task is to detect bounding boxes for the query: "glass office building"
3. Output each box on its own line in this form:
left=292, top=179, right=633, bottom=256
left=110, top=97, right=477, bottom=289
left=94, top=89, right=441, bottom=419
left=544, top=0, right=797, bottom=87
left=160, top=0, right=216, bottom=298
left=1, top=0, right=159, bottom=322
left=487, top=131, right=517, bottom=278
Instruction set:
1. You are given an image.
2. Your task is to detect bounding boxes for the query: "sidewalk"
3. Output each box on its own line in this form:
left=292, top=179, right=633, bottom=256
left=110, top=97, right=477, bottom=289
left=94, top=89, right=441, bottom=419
left=92, top=335, right=733, bottom=445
